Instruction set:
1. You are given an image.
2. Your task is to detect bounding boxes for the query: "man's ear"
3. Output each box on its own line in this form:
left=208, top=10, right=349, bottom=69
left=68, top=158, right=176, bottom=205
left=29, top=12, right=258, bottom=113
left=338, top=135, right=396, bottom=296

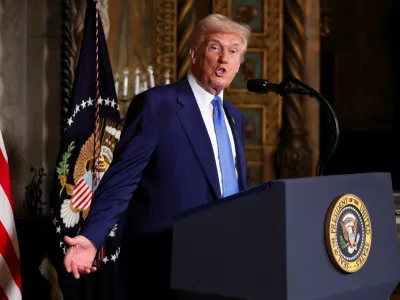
left=189, top=46, right=196, bottom=63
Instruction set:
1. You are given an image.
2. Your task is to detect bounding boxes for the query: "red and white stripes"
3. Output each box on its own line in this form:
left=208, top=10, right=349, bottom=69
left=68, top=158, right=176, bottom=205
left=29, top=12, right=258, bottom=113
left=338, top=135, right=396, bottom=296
left=71, top=177, right=94, bottom=210
left=0, top=130, right=22, bottom=300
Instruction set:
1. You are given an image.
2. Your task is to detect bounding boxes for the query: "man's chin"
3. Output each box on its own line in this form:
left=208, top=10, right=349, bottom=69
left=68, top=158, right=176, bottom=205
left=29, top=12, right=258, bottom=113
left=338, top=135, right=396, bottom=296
left=210, top=79, right=232, bottom=90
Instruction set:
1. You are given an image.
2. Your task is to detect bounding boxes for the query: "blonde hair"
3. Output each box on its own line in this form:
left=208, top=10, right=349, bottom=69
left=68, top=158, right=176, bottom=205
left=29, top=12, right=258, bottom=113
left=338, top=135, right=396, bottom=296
left=190, top=14, right=252, bottom=55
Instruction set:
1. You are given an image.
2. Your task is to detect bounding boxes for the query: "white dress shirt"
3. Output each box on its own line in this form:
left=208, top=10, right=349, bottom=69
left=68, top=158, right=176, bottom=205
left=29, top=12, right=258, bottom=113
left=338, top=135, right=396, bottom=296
left=187, top=70, right=238, bottom=196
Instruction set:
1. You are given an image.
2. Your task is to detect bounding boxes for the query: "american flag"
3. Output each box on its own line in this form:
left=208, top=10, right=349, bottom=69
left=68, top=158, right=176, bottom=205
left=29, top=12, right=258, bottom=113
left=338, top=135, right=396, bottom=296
left=0, top=129, right=22, bottom=300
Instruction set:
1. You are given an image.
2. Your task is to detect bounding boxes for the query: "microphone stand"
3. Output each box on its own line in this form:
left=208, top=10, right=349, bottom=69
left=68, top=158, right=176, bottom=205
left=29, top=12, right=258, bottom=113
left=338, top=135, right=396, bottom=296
left=276, top=76, right=339, bottom=176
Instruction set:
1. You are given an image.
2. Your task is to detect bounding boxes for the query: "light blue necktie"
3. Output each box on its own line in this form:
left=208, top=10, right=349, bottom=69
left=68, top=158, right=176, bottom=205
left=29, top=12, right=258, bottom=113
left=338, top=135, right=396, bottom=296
left=211, top=95, right=239, bottom=197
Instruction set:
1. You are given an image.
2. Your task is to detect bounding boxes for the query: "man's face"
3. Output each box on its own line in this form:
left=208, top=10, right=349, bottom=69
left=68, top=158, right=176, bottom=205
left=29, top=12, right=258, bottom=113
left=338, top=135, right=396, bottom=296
left=190, top=32, right=244, bottom=95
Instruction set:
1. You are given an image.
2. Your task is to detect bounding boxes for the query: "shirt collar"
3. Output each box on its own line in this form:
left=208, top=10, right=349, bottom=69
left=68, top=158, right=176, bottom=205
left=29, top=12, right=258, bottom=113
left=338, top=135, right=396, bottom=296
left=187, top=70, right=224, bottom=112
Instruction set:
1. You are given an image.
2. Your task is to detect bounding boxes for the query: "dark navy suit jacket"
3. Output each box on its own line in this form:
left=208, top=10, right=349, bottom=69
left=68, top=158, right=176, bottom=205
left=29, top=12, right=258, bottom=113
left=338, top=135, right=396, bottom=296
left=80, top=76, right=247, bottom=298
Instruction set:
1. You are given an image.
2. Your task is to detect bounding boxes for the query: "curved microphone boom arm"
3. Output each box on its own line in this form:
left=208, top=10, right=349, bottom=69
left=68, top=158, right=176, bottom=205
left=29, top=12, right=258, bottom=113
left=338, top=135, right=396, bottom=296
left=247, top=76, right=339, bottom=176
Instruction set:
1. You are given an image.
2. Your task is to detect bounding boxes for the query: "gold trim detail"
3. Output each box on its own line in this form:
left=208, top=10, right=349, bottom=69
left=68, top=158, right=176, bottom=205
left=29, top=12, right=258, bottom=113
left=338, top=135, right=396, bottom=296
left=177, top=0, right=196, bottom=79
left=154, top=0, right=178, bottom=85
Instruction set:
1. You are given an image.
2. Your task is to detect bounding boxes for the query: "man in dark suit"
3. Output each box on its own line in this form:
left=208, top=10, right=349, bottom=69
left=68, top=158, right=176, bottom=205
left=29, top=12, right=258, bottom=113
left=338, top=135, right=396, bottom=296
left=63, top=13, right=252, bottom=298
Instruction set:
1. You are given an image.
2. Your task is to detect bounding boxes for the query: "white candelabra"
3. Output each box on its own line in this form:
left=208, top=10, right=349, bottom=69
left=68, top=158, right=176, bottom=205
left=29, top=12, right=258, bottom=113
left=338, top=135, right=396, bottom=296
left=114, top=66, right=171, bottom=99
left=114, top=66, right=171, bottom=119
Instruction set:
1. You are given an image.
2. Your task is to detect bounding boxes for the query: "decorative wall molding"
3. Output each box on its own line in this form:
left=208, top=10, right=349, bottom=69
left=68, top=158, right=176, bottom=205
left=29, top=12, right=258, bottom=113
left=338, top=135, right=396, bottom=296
left=60, top=0, right=73, bottom=135
left=154, top=0, right=177, bottom=85
left=177, top=0, right=195, bottom=79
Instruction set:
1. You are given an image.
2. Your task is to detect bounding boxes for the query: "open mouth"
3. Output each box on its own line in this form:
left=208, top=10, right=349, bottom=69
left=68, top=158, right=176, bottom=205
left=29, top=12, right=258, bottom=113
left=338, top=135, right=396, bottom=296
left=215, top=67, right=226, bottom=77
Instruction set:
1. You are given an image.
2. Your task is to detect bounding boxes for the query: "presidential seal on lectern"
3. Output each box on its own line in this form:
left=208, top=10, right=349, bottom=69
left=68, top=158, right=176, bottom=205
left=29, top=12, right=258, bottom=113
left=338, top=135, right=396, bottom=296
left=325, top=194, right=372, bottom=273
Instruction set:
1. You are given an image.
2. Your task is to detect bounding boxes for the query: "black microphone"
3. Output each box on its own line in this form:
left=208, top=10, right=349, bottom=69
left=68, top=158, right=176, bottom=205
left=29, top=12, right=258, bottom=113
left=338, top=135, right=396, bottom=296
left=246, top=76, right=340, bottom=176
left=247, top=78, right=310, bottom=96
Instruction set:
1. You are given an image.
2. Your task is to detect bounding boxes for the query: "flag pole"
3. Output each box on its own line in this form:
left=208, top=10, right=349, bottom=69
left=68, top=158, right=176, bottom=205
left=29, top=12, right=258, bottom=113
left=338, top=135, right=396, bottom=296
left=93, top=0, right=101, bottom=190
left=93, top=0, right=105, bottom=267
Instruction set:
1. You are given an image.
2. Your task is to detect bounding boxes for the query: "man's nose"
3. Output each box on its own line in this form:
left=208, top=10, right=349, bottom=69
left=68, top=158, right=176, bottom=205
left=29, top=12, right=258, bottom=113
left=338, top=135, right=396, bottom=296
left=218, top=50, right=228, bottom=64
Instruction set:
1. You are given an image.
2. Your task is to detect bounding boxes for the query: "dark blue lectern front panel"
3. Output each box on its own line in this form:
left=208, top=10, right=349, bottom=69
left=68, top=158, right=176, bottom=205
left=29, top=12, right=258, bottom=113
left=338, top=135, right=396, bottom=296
left=284, top=172, right=400, bottom=299
left=171, top=183, right=287, bottom=299
left=171, top=173, right=400, bottom=300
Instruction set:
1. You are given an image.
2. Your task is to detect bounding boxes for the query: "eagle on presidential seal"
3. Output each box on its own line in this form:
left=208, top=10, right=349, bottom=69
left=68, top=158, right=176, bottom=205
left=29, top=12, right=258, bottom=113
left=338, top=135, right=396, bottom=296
left=340, top=212, right=361, bottom=254
left=56, top=118, right=122, bottom=230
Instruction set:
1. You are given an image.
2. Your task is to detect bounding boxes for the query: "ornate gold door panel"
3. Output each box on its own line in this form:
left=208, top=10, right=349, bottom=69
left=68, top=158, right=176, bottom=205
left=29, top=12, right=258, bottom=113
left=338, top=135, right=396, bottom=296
left=212, top=0, right=283, bottom=186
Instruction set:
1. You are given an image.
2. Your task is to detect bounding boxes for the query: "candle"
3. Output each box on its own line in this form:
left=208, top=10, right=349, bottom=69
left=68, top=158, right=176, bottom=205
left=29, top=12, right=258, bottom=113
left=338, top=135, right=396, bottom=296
left=164, top=69, right=170, bottom=84
left=148, top=66, right=155, bottom=88
left=115, top=80, right=119, bottom=97
left=122, top=70, right=129, bottom=97
left=134, top=68, right=141, bottom=95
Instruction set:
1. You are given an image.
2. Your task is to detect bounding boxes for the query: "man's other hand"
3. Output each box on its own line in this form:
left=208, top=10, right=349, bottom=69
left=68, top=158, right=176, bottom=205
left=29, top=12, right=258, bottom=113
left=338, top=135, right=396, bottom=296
left=64, top=235, right=97, bottom=279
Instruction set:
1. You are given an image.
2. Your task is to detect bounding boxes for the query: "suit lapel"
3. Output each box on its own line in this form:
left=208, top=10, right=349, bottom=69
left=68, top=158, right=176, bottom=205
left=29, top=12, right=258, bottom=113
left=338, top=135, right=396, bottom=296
left=175, top=78, right=222, bottom=199
left=223, top=102, right=247, bottom=191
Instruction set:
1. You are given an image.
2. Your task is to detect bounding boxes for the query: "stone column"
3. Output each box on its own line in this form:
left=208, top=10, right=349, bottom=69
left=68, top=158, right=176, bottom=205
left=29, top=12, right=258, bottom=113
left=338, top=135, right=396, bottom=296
left=278, top=0, right=321, bottom=179
left=278, top=0, right=312, bottom=179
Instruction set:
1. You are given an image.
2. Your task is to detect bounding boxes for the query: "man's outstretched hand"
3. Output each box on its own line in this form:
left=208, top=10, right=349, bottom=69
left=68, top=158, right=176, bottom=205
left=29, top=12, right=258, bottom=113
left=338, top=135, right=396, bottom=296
left=64, top=235, right=97, bottom=279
